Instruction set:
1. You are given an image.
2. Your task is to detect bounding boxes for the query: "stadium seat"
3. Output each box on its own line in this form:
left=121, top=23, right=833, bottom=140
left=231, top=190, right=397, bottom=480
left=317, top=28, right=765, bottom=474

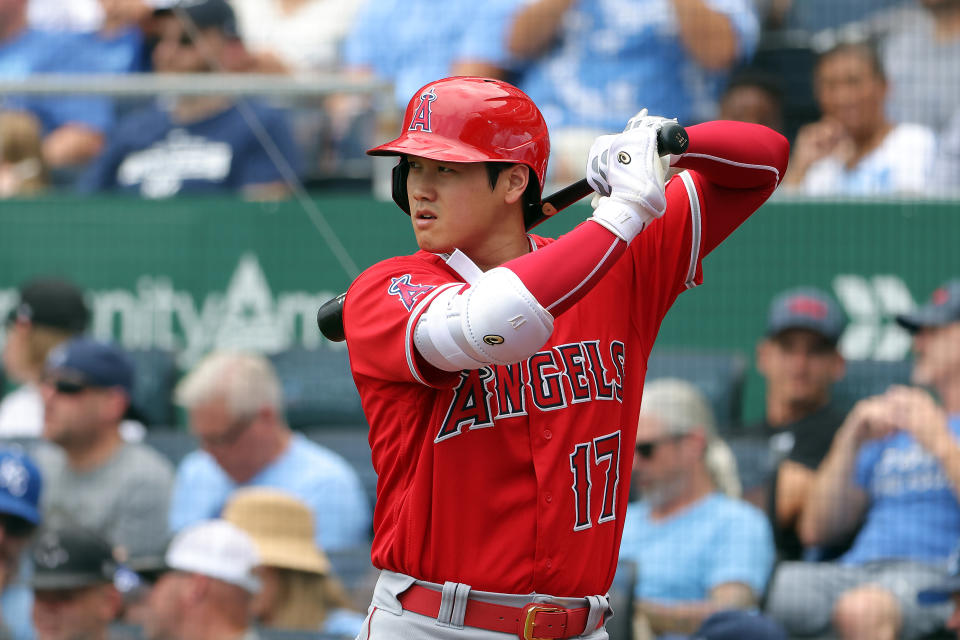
left=267, top=347, right=366, bottom=429
left=125, top=348, right=179, bottom=427
left=644, top=347, right=748, bottom=431
left=608, top=558, right=638, bottom=640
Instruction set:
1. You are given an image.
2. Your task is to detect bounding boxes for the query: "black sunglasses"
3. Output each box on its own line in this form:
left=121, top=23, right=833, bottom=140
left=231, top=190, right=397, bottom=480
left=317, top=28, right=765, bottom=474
left=635, top=434, right=685, bottom=459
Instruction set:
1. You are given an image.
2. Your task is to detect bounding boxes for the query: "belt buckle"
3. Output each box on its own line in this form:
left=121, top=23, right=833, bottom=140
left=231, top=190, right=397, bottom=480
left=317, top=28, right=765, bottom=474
left=521, top=604, right=566, bottom=640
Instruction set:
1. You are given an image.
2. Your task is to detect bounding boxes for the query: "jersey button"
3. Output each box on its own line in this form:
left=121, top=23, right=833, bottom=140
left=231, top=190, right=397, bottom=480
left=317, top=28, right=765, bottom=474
left=543, top=429, right=553, bottom=440
left=544, top=492, right=552, bottom=503
left=546, top=559, right=553, bottom=569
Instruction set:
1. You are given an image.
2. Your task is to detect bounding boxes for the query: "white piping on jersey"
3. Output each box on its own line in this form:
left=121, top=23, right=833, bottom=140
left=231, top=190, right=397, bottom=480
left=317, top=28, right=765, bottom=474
left=405, top=282, right=462, bottom=384
left=526, top=235, right=539, bottom=252
left=681, top=152, right=783, bottom=185
left=679, top=171, right=702, bottom=290
left=444, top=249, right=483, bottom=284
left=546, top=237, right=621, bottom=312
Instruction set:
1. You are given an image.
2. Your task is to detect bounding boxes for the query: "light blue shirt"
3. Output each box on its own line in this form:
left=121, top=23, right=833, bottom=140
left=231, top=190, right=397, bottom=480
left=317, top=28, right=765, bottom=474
left=619, top=493, right=774, bottom=603
left=1, top=560, right=34, bottom=640
left=169, top=434, right=371, bottom=552
left=343, top=0, right=524, bottom=107
left=518, top=0, right=759, bottom=130
left=842, top=414, right=960, bottom=566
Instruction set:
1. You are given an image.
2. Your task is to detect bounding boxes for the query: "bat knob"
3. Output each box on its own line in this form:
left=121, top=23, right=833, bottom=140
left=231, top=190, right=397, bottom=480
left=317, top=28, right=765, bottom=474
left=316, top=293, right=347, bottom=342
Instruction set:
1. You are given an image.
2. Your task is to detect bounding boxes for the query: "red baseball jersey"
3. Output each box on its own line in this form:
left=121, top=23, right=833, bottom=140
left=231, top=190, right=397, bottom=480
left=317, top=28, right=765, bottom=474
left=344, top=121, right=788, bottom=597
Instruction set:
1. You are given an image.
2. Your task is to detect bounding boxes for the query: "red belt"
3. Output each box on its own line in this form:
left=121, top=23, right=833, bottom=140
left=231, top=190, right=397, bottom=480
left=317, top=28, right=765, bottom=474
left=398, top=584, right=595, bottom=639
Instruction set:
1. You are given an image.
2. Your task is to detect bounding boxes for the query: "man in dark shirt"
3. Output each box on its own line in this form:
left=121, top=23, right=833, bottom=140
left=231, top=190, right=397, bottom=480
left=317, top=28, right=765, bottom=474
left=746, top=287, right=848, bottom=560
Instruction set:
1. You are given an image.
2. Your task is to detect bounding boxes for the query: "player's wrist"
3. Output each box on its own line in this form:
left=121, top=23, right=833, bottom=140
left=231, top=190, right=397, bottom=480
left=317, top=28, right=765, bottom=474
left=589, top=195, right=656, bottom=243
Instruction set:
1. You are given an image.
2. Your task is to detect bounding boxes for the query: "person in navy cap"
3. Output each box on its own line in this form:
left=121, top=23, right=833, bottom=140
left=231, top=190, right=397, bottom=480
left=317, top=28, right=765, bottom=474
left=745, top=286, right=849, bottom=561
left=766, top=278, right=960, bottom=640
left=32, top=337, right=173, bottom=562
left=0, top=448, right=43, bottom=640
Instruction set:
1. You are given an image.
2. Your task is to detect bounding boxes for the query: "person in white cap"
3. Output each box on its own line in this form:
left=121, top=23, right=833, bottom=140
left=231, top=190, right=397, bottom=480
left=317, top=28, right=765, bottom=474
left=618, top=378, right=775, bottom=639
left=142, top=519, right=261, bottom=640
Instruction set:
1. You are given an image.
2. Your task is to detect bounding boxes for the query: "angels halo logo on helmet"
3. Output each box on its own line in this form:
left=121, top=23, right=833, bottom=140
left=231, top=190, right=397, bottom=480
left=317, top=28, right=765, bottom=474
left=367, top=77, right=551, bottom=226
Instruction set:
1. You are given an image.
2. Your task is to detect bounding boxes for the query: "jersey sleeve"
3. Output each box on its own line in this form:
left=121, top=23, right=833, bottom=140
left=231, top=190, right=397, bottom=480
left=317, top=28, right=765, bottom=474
left=626, top=120, right=790, bottom=332
left=343, top=257, right=463, bottom=388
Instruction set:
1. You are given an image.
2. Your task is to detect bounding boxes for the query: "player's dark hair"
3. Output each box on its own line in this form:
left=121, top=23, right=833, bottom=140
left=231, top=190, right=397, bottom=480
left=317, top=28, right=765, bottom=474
left=486, top=162, right=541, bottom=227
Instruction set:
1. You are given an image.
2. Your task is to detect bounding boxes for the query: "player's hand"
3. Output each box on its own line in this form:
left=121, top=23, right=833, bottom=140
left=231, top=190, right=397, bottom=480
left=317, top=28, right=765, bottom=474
left=586, top=108, right=675, bottom=197
left=586, top=125, right=668, bottom=242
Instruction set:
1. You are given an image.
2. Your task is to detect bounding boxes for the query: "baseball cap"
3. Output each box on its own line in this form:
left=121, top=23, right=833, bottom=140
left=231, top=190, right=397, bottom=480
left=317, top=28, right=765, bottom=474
left=896, top=279, right=960, bottom=334
left=165, top=520, right=261, bottom=593
left=7, top=278, right=89, bottom=333
left=918, top=545, right=960, bottom=604
left=44, top=338, right=135, bottom=396
left=30, top=527, right=118, bottom=590
left=158, top=0, right=240, bottom=39
left=692, top=610, right=788, bottom=640
left=0, top=449, right=42, bottom=526
left=766, top=286, right=846, bottom=344
left=223, top=488, right=331, bottom=575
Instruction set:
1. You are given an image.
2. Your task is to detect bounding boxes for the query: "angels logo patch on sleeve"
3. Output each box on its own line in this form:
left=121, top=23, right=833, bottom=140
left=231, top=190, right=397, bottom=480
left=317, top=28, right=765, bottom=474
left=388, top=274, right=436, bottom=311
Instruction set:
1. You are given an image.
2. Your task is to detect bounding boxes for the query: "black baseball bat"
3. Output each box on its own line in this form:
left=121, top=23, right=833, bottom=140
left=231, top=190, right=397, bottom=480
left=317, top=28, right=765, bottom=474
left=317, top=122, right=689, bottom=342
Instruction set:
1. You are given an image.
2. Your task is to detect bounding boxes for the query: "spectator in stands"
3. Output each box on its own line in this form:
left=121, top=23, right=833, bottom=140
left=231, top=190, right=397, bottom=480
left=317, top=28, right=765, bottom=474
left=880, top=0, right=960, bottom=135
left=619, top=378, right=775, bottom=639
left=765, top=279, right=960, bottom=640
left=30, top=526, right=122, bottom=640
left=718, top=68, right=785, bottom=134
left=0, top=448, right=42, bottom=640
left=745, top=287, right=848, bottom=561
left=141, top=519, right=260, bottom=640
left=917, top=542, right=960, bottom=639
left=76, top=0, right=302, bottom=200
left=0, top=111, right=48, bottom=197
left=32, top=337, right=173, bottom=558
left=223, top=487, right=365, bottom=637
left=507, top=0, right=759, bottom=184
left=0, top=277, right=89, bottom=438
left=169, top=350, right=370, bottom=553
left=232, top=0, right=360, bottom=74
left=0, top=0, right=126, bottom=172
left=782, top=40, right=936, bottom=195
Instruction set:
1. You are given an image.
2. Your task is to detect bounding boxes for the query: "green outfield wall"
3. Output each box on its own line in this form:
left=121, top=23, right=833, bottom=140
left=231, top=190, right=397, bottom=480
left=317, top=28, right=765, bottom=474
left=1, top=195, right=956, bottom=424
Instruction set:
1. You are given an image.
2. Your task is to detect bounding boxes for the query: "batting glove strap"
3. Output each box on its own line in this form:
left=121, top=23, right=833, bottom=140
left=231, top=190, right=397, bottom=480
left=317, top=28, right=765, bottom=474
left=589, top=196, right=656, bottom=243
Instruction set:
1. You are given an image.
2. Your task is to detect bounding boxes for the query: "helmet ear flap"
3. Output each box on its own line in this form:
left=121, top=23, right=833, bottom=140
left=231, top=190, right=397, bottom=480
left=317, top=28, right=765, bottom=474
left=392, top=159, right=411, bottom=215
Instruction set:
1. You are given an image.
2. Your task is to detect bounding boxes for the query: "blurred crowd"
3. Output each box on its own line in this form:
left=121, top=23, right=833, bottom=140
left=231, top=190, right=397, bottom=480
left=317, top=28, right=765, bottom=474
left=0, top=0, right=958, bottom=200
left=1, top=268, right=960, bottom=640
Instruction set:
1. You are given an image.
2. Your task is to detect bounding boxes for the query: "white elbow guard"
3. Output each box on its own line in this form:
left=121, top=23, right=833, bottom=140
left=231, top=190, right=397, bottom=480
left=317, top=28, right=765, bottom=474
left=414, top=267, right=554, bottom=371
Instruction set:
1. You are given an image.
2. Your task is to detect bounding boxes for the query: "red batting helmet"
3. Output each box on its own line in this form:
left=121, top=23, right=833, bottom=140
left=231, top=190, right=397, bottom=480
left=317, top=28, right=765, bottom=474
left=368, top=77, right=550, bottom=218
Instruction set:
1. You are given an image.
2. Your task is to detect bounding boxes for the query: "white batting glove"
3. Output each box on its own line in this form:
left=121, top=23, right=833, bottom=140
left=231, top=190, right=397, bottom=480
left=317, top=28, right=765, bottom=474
left=586, top=125, right=668, bottom=243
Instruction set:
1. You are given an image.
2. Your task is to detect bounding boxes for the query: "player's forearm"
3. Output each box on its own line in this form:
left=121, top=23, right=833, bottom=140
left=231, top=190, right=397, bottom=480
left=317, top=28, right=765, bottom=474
left=671, top=0, right=738, bottom=70
left=503, top=220, right=627, bottom=316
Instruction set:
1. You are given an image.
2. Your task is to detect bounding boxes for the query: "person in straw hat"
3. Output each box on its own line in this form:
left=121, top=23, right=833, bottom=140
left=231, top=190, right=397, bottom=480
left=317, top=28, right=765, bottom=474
left=223, top=487, right=364, bottom=637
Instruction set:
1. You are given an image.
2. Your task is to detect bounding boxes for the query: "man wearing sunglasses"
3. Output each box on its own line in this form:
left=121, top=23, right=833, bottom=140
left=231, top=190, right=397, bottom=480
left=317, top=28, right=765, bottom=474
left=618, top=379, right=775, bottom=639
left=31, top=337, right=173, bottom=561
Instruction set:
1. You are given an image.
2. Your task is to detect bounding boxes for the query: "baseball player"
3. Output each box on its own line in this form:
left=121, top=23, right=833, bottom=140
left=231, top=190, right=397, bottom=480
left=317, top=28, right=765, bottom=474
left=342, top=76, right=789, bottom=639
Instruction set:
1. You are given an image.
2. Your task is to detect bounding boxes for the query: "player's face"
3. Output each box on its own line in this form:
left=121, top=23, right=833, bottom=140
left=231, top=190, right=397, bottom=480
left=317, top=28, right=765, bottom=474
left=911, top=322, right=960, bottom=388
left=757, top=329, right=843, bottom=410
left=405, top=157, right=525, bottom=266
left=815, top=48, right=887, bottom=139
